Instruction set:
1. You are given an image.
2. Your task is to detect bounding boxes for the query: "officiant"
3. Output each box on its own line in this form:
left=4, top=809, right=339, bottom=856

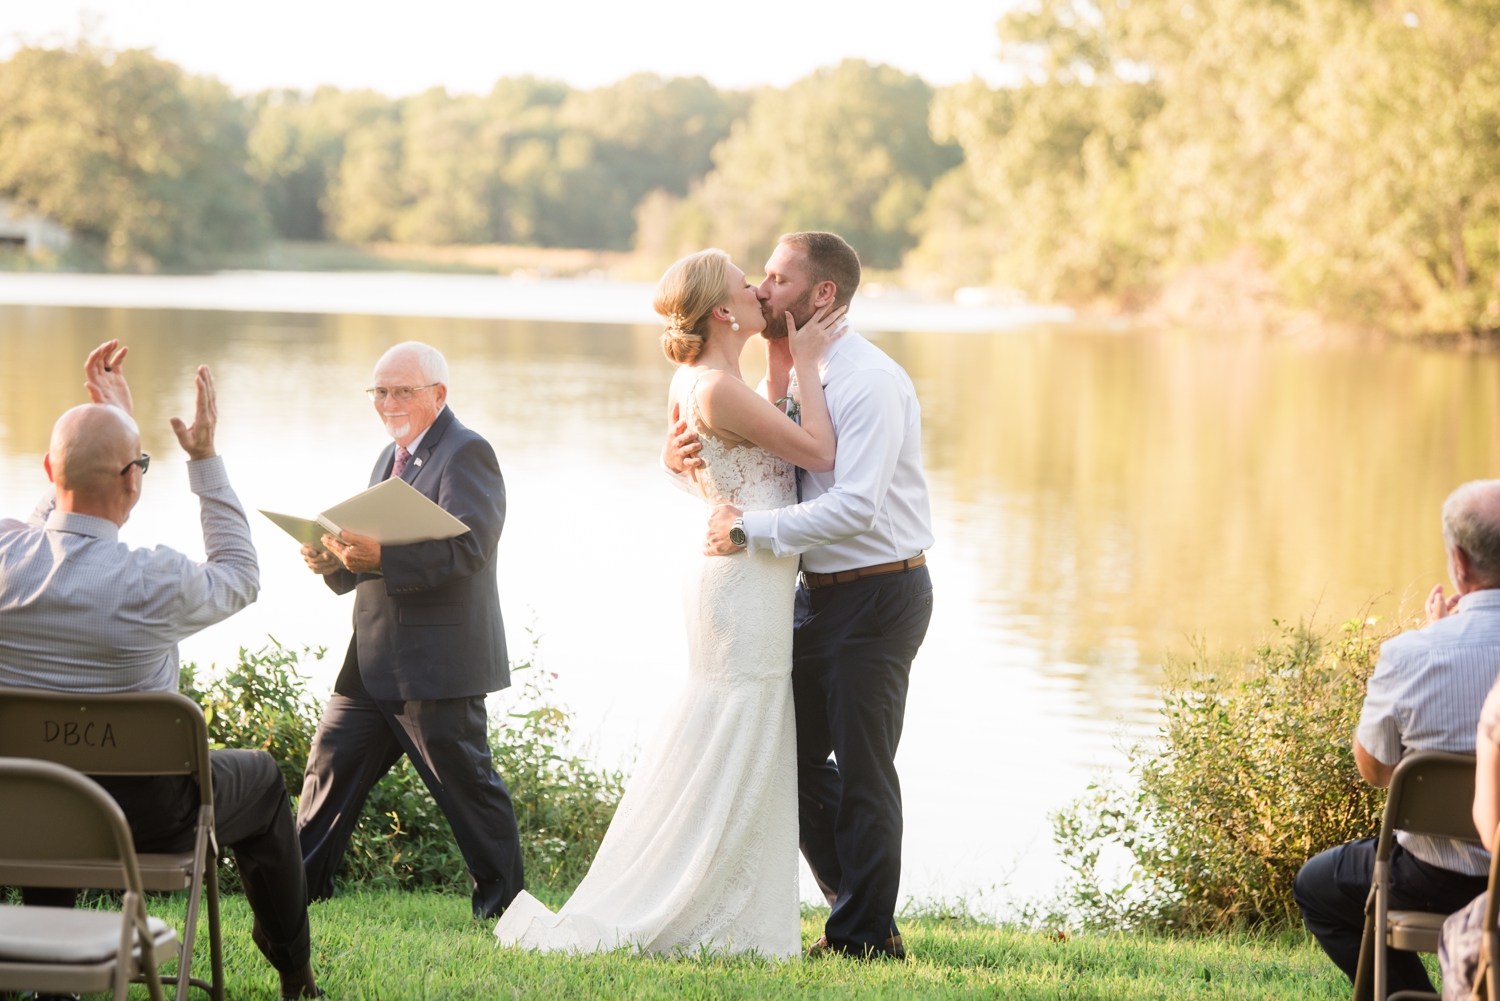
left=295, top=341, right=525, bottom=919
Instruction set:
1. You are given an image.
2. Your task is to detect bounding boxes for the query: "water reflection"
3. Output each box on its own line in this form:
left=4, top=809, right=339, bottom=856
left=1, top=304, right=1494, bottom=906
left=910, top=329, right=1500, bottom=676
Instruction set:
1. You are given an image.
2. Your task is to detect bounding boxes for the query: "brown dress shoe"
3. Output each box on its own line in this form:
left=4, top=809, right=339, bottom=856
left=807, top=934, right=906, bottom=960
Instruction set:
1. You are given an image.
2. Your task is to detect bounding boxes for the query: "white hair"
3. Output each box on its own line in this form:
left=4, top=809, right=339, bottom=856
left=1443, top=480, right=1500, bottom=583
left=378, top=341, right=449, bottom=385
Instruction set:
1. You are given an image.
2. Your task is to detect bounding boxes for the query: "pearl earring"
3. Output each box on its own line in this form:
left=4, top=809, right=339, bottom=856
left=729, top=313, right=740, bottom=331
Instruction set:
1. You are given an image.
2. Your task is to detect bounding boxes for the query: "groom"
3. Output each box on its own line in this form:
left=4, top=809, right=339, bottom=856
left=667, top=231, right=934, bottom=959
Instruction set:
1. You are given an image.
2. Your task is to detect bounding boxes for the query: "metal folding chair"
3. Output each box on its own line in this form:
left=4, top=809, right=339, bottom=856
left=0, top=687, right=224, bottom=1001
left=1352, top=750, right=1481, bottom=1001
left=0, top=757, right=177, bottom=1001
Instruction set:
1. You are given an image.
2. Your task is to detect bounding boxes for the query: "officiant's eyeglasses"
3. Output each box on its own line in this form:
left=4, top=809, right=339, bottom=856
left=120, top=453, right=150, bottom=476
left=366, top=384, right=439, bottom=403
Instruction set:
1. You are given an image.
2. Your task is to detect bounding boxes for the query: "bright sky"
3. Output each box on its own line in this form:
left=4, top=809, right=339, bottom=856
left=7, top=1, right=1017, bottom=95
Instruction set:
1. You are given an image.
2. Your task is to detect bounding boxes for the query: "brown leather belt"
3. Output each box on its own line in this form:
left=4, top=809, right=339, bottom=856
left=801, top=553, right=926, bottom=589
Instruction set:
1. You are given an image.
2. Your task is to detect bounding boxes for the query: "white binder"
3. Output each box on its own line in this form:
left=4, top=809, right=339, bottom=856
left=260, top=476, right=470, bottom=550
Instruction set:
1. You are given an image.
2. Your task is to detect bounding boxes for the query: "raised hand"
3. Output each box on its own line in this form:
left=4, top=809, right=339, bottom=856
left=787, top=304, right=848, bottom=366
left=170, top=365, right=217, bottom=461
left=1427, top=583, right=1461, bottom=624
left=84, top=339, right=134, bottom=415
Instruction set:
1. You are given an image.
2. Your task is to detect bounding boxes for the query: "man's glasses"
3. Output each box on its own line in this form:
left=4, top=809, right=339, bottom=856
left=366, top=384, right=438, bottom=403
left=121, top=453, right=150, bottom=476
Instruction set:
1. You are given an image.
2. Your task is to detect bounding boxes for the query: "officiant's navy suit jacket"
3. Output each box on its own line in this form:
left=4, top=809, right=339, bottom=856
left=324, top=405, right=509, bottom=701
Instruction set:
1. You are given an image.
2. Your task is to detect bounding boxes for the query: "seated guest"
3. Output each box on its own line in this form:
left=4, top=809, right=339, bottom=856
left=1294, top=479, right=1500, bottom=997
left=0, top=342, right=322, bottom=1000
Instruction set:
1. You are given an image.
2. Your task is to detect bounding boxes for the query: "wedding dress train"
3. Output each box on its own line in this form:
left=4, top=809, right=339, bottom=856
left=494, top=382, right=802, bottom=957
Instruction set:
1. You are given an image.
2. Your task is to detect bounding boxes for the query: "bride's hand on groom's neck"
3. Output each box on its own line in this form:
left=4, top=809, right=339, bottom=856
left=764, top=337, right=793, bottom=407
left=788, top=305, right=848, bottom=367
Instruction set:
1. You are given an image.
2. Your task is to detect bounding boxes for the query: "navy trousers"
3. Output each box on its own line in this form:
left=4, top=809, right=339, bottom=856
left=1295, top=837, right=1488, bottom=994
left=296, top=643, right=525, bottom=918
left=793, top=563, right=933, bottom=956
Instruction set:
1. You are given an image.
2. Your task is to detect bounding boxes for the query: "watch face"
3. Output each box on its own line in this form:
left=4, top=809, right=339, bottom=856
left=729, top=526, right=747, bottom=547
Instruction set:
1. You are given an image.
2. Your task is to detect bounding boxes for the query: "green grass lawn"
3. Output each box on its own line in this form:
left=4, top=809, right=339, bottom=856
left=88, top=887, right=1382, bottom=1000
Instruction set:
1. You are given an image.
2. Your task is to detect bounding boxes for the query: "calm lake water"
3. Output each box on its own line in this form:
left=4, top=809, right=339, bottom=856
left=2, top=297, right=1496, bottom=911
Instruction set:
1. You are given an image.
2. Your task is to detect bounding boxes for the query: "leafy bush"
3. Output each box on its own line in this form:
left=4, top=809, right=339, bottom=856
left=181, top=634, right=624, bottom=897
left=1052, top=616, right=1396, bottom=932
left=180, top=641, right=324, bottom=797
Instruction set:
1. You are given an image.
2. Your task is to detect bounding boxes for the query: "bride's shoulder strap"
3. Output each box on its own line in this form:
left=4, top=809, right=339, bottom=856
left=690, top=369, right=761, bottom=444
left=687, top=366, right=728, bottom=405
left=687, top=367, right=742, bottom=415
left=671, top=365, right=709, bottom=412
left=680, top=367, right=711, bottom=428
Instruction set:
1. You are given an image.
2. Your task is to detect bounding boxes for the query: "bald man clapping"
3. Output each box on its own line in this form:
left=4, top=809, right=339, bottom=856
left=0, top=342, right=322, bottom=1000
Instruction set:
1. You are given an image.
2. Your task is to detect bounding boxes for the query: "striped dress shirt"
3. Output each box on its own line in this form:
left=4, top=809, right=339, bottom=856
left=1357, top=588, right=1500, bottom=875
left=0, top=456, right=259, bottom=694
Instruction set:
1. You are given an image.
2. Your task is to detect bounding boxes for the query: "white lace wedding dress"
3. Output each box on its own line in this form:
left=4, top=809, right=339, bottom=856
left=494, top=380, right=802, bottom=957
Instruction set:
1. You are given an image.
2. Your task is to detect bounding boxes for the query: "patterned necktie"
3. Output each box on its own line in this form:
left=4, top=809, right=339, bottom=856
left=390, top=445, right=412, bottom=480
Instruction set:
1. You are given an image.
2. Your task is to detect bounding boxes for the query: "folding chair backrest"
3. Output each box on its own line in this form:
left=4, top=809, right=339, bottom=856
left=1381, top=750, right=1481, bottom=847
left=0, top=758, right=138, bottom=877
left=0, top=688, right=210, bottom=805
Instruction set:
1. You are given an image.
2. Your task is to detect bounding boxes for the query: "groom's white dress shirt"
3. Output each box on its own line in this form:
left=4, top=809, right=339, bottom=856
left=742, top=331, right=933, bottom=574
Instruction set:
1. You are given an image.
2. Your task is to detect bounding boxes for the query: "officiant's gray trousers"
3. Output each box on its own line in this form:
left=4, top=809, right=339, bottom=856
left=793, top=563, right=933, bottom=957
left=296, top=651, right=525, bottom=919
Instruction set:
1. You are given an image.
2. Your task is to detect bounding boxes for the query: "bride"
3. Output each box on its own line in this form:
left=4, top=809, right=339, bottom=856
left=494, top=248, right=845, bottom=957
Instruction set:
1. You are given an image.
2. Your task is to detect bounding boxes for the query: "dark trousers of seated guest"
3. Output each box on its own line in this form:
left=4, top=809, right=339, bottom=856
left=21, top=748, right=311, bottom=976
left=1295, top=837, right=1488, bottom=995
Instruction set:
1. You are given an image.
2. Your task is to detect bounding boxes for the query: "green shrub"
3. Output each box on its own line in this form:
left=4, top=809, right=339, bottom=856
left=180, top=640, right=324, bottom=797
left=180, top=633, right=625, bottom=897
left=1052, top=616, right=1395, bottom=932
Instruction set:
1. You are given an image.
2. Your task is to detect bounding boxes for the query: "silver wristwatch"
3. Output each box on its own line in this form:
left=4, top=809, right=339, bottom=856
left=729, top=517, right=748, bottom=549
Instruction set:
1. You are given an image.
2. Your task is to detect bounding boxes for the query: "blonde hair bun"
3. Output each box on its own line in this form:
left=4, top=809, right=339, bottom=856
left=654, top=249, right=733, bottom=364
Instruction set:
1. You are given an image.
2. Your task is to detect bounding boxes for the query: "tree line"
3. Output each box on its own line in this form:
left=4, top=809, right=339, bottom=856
left=920, top=0, right=1500, bottom=336
left=0, top=44, right=954, bottom=275
left=3, top=3, right=1497, bottom=336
